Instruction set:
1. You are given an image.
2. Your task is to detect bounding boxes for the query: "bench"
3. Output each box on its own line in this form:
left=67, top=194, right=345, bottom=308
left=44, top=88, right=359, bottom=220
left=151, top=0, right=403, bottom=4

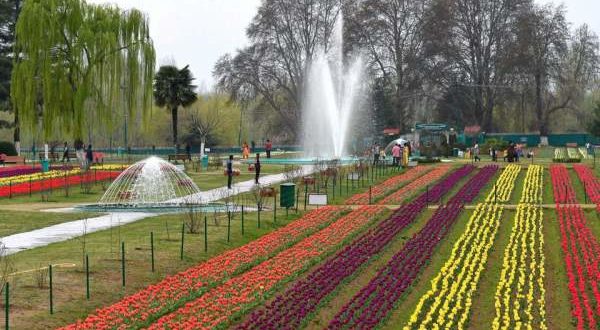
left=168, top=154, right=191, bottom=162
left=0, top=155, right=26, bottom=165
left=39, top=152, right=61, bottom=162
left=566, top=143, right=578, bottom=148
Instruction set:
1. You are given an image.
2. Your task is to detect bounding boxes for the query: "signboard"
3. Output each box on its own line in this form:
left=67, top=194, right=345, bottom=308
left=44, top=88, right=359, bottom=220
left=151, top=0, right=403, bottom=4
left=415, top=123, right=448, bottom=131
left=308, top=193, right=328, bottom=206
left=348, top=173, right=360, bottom=180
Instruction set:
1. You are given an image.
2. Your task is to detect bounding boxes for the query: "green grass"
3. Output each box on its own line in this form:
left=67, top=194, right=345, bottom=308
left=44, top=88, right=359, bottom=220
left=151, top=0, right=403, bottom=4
left=0, top=211, right=98, bottom=237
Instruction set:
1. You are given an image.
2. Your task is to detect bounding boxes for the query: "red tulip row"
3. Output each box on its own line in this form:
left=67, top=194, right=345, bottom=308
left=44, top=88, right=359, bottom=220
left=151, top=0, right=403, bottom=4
left=551, top=165, right=600, bottom=329
left=378, top=165, right=453, bottom=204
left=147, top=206, right=386, bottom=329
left=0, top=171, right=119, bottom=198
left=345, top=166, right=432, bottom=204
left=63, top=206, right=346, bottom=329
left=573, top=164, right=600, bottom=211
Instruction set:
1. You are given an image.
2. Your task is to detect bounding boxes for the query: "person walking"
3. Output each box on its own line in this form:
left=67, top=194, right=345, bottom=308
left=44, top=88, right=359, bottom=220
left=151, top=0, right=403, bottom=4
left=254, top=153, right=261, bottom=184
left=242, top=142, right=250, bottom=159
left=185, top=143, right=192, bottom=162
left=265, top=139, right=273, bottom=158
left=85, top=144, right=94, bottom=169
left=403, top=143, right=410, bottom=167
left=473, top=143, right=480, bottom=162
left=392, top=143, right=401, bottom=167
left=226, top=155, right=234, bottom=189
left=372, top=143, right=380, bottom=165
left=75, top=139, right=84, bottom=167
left=62, top=142, right=70, bottom=163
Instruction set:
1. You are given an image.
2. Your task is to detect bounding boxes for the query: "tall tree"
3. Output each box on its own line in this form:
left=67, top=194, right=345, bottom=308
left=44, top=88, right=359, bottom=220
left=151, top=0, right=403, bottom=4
left=153, top=64, right=197, bottom=151
left=214, top=0, right=339, bottom=139
left=11, top=0, right=155, bottom=139
left=346, top=0, right=429, bottom=132
left=0, top=0, right=22, bottom=145
left=426, top=0, right=525, bottom=131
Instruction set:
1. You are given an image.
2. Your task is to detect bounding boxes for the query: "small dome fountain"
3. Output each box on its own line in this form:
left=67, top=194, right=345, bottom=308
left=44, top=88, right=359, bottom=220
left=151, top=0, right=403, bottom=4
left=98, top=156, right=201, bottom=208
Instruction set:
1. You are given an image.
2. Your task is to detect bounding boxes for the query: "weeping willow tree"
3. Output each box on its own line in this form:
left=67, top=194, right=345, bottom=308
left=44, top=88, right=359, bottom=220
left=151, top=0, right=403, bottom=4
left=11, top=0, right=155, bottom=140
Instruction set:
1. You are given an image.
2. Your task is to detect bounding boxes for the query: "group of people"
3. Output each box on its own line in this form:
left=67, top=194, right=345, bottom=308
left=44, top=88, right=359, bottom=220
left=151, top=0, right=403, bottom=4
left=472, top=141, right=532, bottom=163
left=241, top=139, right=272, bottom=159
left=371, top=142, right=411, bottom=167
left=226, top=139, right=273, bottom=189
left=40, top=140, right=94, bottom=169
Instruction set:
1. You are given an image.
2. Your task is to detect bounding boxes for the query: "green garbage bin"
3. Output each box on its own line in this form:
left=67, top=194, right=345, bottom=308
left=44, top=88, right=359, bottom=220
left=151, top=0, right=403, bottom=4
left=41, top=159, right=49, bottom=172
left=453, top=148, right=459, bottom=157
left=280, top=183, right=296, bottom=208
left=201, top=155, right=209, bottom=170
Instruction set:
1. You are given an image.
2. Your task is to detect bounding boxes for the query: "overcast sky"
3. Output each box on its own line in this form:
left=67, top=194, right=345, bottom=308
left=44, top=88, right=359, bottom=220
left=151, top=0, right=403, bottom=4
left=89, top=0, right=599, bottom=89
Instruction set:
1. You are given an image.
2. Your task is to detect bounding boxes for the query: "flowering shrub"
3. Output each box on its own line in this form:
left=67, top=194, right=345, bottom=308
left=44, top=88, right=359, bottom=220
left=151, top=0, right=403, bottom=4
left=147, top=206, right=386, bottom=329
left=404, top=164, right=522, bottom=329
left=63, top=206, right=346, bottom=329
left=492, top=165, right=545, bottom=330
left=552, top=165, right=600, bottom=329
left=90, top=164, right=129, bottom=171
left=323, top=166, right=497, bottom=330
left=345, top=166, right=432, bottom=204
left=378, top=165, right=453, bottom=205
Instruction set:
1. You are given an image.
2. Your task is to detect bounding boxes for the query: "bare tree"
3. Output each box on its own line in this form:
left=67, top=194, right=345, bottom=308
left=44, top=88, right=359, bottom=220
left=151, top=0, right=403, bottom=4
left=188, top=97, right=224, bottom=155
left=214, top=0, right=340, bottom=139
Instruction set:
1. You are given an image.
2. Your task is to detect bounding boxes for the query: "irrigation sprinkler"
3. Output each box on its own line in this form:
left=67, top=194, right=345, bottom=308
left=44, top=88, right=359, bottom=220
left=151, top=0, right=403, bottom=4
left=49, top=265, right=53, bottom=314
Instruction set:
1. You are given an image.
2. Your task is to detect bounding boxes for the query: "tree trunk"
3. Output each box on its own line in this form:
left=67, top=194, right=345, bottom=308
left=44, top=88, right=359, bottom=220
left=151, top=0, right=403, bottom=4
left=171, top=106, right=179, bottom=152
left=534, top=73, right=548, bottom=135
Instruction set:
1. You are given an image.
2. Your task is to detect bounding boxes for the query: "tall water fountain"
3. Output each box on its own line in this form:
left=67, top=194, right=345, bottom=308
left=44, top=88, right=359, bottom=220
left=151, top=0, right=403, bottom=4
left=301, top=14, right=364, bottom=159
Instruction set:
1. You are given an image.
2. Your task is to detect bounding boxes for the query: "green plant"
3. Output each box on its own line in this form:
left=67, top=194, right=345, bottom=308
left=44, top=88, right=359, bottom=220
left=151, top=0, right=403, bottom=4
left=0, top=141, right=17, bottom=155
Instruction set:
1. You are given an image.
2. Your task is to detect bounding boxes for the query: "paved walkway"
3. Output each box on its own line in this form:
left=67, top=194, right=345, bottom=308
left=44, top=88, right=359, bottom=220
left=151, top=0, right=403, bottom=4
left=0, top=167, right=313, bottom=255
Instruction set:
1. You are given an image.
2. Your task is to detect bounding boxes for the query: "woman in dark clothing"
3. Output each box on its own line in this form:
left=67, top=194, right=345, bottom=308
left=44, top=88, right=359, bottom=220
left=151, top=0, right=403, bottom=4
left=255, top=153, right=261, bottom=184
left=86, top=144, right=93, bottom=168
left=226, top=155, right=234, bottom=189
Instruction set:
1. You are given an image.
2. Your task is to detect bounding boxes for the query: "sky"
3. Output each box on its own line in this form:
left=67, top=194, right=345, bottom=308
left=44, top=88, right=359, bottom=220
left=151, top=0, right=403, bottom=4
left=89, top=0, right=599, bottom=89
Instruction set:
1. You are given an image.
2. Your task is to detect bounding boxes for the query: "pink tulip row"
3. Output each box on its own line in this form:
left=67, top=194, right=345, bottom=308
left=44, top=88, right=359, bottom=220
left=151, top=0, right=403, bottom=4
left=552, top=165, right=600, bottom=329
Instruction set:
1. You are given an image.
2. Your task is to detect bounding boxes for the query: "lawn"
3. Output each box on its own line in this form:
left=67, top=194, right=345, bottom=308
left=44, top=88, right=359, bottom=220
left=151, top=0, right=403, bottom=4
left=0, top=211, right=98, bottom=237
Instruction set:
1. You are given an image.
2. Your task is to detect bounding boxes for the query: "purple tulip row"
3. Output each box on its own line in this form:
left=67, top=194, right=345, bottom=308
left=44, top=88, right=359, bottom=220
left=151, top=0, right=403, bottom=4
left=0, top=167, right=39, bottom=178
left=327, top=165, right=498, bottom=329
left=235, top=165, right=475, bottom=330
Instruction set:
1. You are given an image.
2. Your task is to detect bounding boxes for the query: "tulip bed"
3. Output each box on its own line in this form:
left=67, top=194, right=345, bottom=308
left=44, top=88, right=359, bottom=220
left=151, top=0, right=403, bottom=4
left=0, top=169, right=80, bottom=186
left=0, top=165, right=40, bottom=178
left=147, top=205, right=386, bottom=329
left=378, top=165, right=453, bottom=205
left=404, top=164, right=522, bottom=329
left=345, top=166, right=432, bottom=204
left=0, top=171, right=120, bottom=198
left=63, top=206, right=346, bottom=329
left=552, top=165, right=600, bottom=329
left=325, top=165, right=498, bottom=330
left=573, top=164, right=600, bottom=208
left=492, top=165, right=546, bottom=330
left=236, top=165, right=475, bottom=330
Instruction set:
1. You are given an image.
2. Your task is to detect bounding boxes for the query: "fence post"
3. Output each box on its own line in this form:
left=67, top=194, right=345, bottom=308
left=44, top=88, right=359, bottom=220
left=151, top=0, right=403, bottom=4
left=8, top=180, right=11, bottom=199
left=296, top=187, right=300, bottom=213
left=150, top=232, right=155, bottom=273
left=29, top=177, right=32, bottom=197
left=180, top=223, right=185, bottom=260
left=227, top=212, right=231, bottom=243
left=304, top=184, right=308, bottom=211
left=241, top=205, right=245, bottom=236
left=85, top=254, right=90, bottom=300
left=258, top=208, right=261, bottom=228
left=273, top=196, right=277, bottom=223
left=121, top=241, right=125, bottom=288
left=49, top=264, right=53, bottom=314
left=369, top=186, right=372, bottom=205
left=4, top=282, right=8, bottom=330
left=204, top=216, right=208, bottom=253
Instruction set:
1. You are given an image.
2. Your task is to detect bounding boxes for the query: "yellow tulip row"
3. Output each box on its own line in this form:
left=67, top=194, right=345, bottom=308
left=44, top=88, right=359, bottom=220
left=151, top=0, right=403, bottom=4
left=405, top=164, right=521, bottom=330
left=0, top=169, right=81, bottom=186
left=90, top=164, right=127, bottom=171
left=485, top=165, right=522, bottom=203
left=492, top=165, right=546, bottom=330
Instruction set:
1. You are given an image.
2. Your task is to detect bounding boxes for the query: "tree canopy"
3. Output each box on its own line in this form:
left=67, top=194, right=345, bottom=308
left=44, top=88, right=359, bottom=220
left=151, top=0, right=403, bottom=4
left=11, top=0, right=155, bottom=139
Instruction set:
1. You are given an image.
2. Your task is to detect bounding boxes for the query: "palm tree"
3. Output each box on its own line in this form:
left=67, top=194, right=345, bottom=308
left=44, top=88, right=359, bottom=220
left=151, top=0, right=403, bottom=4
left=154, top=65, right=197, bottom=151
